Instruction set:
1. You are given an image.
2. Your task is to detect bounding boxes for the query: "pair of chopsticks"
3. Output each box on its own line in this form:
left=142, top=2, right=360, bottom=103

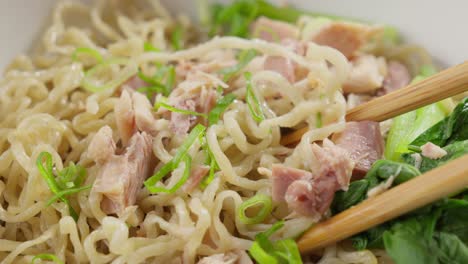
left=292, top=61, right=468, bottom=253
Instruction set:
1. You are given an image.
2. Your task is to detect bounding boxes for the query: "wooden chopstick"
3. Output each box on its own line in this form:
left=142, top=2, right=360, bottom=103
left=281, top=61, right=468, bottom=145
left=297, top=154, right=468, bottom=253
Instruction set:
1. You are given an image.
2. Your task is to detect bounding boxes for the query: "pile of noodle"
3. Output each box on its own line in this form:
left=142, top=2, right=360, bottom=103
left=0, top=1, right=429, bottom=263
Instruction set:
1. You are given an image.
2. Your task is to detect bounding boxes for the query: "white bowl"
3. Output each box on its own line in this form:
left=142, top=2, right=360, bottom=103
left=0, top=0, right=467, bottom=70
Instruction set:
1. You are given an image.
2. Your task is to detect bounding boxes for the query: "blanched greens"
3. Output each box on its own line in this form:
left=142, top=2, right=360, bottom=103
left=332, top=97, right=468, bottom=263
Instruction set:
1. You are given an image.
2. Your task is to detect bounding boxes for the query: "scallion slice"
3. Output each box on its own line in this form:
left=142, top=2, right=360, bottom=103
left=72, top=47, right=103, bottom=63
left=208, top=93, right=236, bottom=125
left=144, top=124, right=206, bottom=193
left=219, top=49, right=257, bottom=81
left=82, top=58, right=137, bottom=93
left=238, top=194, right=273, bottom=225
left=155, top=99, right=208, bottom=118
left=31, top=253, right=64, bottom=264
left=171, top=24, right=184, bottom=51
left=244, top=72, right=265, bottom=122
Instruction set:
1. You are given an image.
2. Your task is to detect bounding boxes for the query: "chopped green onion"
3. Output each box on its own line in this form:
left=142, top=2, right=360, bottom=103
left=208, top=93, right=237, bottom=125
left=81, top=58, right=137, bottom=93
left=171, top=24, right=184, bottom=51
left=407, top=145, right=422, bottom=153
left=219, top=49, right=257, bottom=81
left=248, top=221, right=303, bottom=264
left=36, top=152, right=89, bottom=221
left=144, top=155, right=192, bottom=193
left=137, top=65, right=175, bottom=97
left=244, top=72, right=265, bottom=122
left=199, top=141, right=220, bottom=188
left=72, top=47, right=103, bottom=63
left=155, top=99, right=208, bottom=118
left=46, top=185, right=91, bottom=206
left=316, top=112, right=323, bottom=128
left=238, top=194, right=273, bottom=225
left=31, top=253, right=64, bottom=264
left=56, top=162, right=86, bottom=190
left=144, top=42, right=160, bottom=52
left=145, top=124, right=206, bottom=193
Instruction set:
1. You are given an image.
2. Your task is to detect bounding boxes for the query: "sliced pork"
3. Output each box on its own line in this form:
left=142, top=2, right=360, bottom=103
left=421, top=142, right=447, bottom=159
left=343, top=55, right=387, bottom=94
left=271, top=164, right=312, bottom=202
left=311, top=22, right=380, bottom=59
left=252, top=16, right=299, bottom=42
left=115, top=90, right=158, bottom=145
left=332, top=121, right=384, bottom=178
left=271, top=140, right=354, bottom=217
left=379, top=61, right=411, bottom=95
left=89, top=126, right=153, bottom=215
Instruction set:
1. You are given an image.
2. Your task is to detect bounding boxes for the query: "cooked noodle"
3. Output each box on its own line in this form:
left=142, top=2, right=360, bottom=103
left=0, top=1, right=425, bottom=263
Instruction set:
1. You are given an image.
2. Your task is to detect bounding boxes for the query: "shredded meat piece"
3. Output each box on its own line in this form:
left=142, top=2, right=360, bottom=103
left=271, top=140, right=354, bottom=217
left=332, top=121, right=384, bottom=179
left=252, top=16, right=299, bottom=42
left=197, top=250, right=253, bottom=264
left=311, top=22, right=380, bottom=59
left=90, top=126, right=153, bottom=215
left=421, top=142, right=447, bottom=159
left=271, top=164, right=312, bottom=202
left=343, top=55, right=387, bottom=94
left=115, top=90, right=158, bottom=145
left=311, top=139, right=355, bottom=190
left=379, top=61, right=411, bottom=95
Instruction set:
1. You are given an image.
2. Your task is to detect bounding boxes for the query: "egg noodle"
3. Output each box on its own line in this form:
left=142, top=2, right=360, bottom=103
left=0, top=1, right=428, bottom=263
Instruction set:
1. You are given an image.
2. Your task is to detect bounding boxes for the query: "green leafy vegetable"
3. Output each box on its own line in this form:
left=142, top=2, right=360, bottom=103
left=208, top=93, right=236, bottom=125
left=144, top=124, right=206, bottom=193
left=72, top=47, right=103, bottom=63
left=332, top=160, right=420, bottom=214
left=403, top=140, right=468, bottom=173
left=410, top=97, right=468, bottom=147
left=244, top=72, right=265, bottom=122
left=82, top=58, right=137, bottom=93
left=248, top=221, right=303, bottom=264
left=31, top=253, right=64, bottom=264
left=385, top=66, right=446, bottom=161
left=36, top=152, right=90, bottom=221
left=219, top=49, right=257, bottom=81
left=237, top=194, right=273, bottom=225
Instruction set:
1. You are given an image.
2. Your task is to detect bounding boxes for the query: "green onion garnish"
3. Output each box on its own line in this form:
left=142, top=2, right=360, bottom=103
left=155, top=98, right=208, bottom=118
left=199, top=140, right=219, bottom=188
left=145, top=124, right=206, bottom=193
left=144, top=42, right=160, bottom=52
left=72, top=47, right=103, bottom=63
left=81, top=58, right=137, bottom=93
left=46, top=185, right=92, bottom=206
left=171, top=24, right=184, bottom=51
left=244, top=72, right=265, bottom=122
left=238, top=194, right=273, bottom=225
left=31, top=253, right=64, bottom=264
left=219, top=49, right=257, bottom=82
left=208, top=93, right=236, bottom=125
left=36, top=152, right=90, bottom=221
left=248, top=221, right=303, bottom=264
left=137, top=65, right=175, bottom=98
left=316, top=112, right=322, bottom=128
